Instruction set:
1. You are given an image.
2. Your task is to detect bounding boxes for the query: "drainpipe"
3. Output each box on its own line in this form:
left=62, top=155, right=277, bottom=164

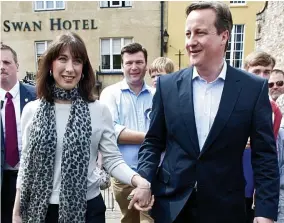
left=160, top=1, right=164, bottom=57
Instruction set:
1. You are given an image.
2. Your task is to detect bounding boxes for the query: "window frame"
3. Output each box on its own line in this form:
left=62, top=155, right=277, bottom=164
left=225, top=24, right=245, bottom=69
left=229, top=1, right=246, bottom=6
left=100, top=1, right=132, bottom=8
left=34, top=0, right=65, bottom=12
left=110, top=1, right=122, bottom=7
left=100, top=37, right=133, bottom=73
left=34, top=40, right=51, bottom=70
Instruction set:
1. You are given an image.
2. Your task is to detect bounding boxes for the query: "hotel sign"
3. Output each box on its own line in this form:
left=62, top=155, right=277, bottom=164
left=3, top=18, right=98, bottom=32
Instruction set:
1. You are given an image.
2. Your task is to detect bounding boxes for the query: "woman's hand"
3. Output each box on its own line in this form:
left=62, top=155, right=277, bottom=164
left=13, top=189, right=22, bottom=223
left=12, top=214, right=22, bottom=223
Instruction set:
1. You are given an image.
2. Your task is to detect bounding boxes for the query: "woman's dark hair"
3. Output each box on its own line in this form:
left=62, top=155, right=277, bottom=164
left=37, top=32, right=96, bottom=102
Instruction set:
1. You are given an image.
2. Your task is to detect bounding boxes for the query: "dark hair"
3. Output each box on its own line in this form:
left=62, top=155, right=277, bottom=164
left=1, top=43, right=18, bottom=63
left=271, top=69, right=284, bottom=77
left=244, top=51, right=276, bottom=70
left=186, top=1, right=233, bottom=51
left=37, top=32, right=96, bottom=102
left=121, top=42, right=148, bottom=64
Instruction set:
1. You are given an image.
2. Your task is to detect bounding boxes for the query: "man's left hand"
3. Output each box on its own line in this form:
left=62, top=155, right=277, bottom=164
left=253, top=217, right=273, bottom=223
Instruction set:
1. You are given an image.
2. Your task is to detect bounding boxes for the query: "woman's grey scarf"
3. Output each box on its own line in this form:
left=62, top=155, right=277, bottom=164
left=20, top=85, right=92, bottom=223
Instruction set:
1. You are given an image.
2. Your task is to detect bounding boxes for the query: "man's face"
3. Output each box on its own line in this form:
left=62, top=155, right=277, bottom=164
left=269, top=72, right=284, bottom=101
left=122, top=52, right=147, bottom=87
left=185, top=9, right=228, bottom=69
left=247, top=65, right=273, bottom=79
left=150, top=70, right=167, bottom=88
left=0, top=49, right=18, bottom=87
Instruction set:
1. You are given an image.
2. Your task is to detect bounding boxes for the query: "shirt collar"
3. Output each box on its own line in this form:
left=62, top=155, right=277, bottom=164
left=120, top=78, right=152, bottom=93
left=0, top=81, right=20, bottom=100
left=192, top=60, right=227, bottom=82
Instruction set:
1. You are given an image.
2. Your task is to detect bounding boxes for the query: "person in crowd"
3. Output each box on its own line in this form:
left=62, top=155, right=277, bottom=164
left=100, top=43, right=154, bottom=223
left=276, top=91, right=284, bottom=222
left=0, top=43, right=36, bottom=223
left=243, top=51, right=282, bottom=223
left=12, top=32, right=153, bottom=223
left=136, top=2, right=279, bottom=223
left=269, top=69, right=284, bottom=102
left=277, top=93, right=284, bottom=124
left=149, top=57, right=175, bottom=88
left=147, top=57, right=175, bottom=165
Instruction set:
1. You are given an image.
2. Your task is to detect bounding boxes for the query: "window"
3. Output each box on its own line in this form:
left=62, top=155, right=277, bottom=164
left=100, top=1, right=132, bottom=8
left=225, top=25, right=245, bottom=69
left=35, top=41, right=51, bottom=69
left=34, top=0, right=65, bottom=11
left=100, top=38, right=132, bottom=72
left=230, top=1, right=246, bottom=5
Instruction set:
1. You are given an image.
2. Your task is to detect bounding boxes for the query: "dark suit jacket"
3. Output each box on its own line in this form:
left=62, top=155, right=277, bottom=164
left=1, top=82, right=36, bottom=186
left=137, top=65, right=280, bottom=223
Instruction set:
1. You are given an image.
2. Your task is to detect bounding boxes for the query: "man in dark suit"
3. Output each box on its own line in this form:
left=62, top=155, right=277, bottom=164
left=1, top=43, right=36, bottom=223
left=136, top=2, right=279, bottom=223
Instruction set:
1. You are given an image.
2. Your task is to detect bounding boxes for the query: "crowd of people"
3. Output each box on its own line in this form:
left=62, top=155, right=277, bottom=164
left=1, top=1, right=284, bottom=223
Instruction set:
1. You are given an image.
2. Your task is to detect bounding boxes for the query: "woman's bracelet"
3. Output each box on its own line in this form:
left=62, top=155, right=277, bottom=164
left=137, top=186, right=151, bottom=189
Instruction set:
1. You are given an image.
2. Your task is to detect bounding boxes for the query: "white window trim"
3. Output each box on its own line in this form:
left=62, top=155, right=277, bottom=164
left=34, top=0, right=65, bottom=11
left=100, top=1, right=132, bottom=8
left=100, top=37, right=132, bottom=72
left=34, top=41, right=50, bottom=70
left=226, top=24, right=245, bottom=68
left=110, top=1, right=122, bottom=7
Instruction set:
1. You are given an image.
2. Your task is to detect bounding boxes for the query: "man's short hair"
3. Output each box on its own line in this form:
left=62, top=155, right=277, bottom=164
left=244, top=51, right=276, bottom=70
left=185, top=1, right=233, bottom=51
left=1, top=43, right=18, bottom=64
left=271, top=69, right=284, bottom=77
left=149, top=57, right=175, bottom=75
left=121, top=42, right=148, bottom=64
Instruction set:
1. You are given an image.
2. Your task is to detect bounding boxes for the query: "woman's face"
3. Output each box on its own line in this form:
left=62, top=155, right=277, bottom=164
left=51, top=46, right=83, bottom=90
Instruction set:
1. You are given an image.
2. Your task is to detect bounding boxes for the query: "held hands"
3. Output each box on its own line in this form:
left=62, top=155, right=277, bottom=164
left=128, top=175, right=154, bottom=211
left=127, top=188, right=154, bottom=211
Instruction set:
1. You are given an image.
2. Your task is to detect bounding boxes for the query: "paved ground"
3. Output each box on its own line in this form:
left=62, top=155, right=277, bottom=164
left=102, top=188, right=121, bottom=223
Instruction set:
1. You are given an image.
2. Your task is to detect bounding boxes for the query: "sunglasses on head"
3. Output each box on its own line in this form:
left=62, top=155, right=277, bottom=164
left=268, top=81, right=284, bottom=88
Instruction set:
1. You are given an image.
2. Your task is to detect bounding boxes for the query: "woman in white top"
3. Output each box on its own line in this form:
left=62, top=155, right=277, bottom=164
left=12, top=32, right=152, bottom=223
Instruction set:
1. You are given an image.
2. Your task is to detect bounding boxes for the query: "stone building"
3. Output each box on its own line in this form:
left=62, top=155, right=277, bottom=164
left=255, top=1, right=284, bottom=70
left=166, top=1, right=265, bottom=70
left=1, top=1, right=165, bottom=93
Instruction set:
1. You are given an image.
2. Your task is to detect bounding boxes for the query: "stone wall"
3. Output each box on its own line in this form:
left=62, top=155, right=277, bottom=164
left=255, top=1, right=284, bottom=70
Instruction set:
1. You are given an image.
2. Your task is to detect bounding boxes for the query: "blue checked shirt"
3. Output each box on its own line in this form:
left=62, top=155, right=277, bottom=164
left=100, top=79, right=154, bottom=170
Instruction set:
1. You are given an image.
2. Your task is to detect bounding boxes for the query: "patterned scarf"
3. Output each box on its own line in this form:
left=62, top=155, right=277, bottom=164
left=20, top=85, right=92, bottom=223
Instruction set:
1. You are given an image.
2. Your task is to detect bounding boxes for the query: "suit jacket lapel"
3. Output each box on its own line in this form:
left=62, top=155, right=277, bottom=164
left=200, top=65, right=242, bottom=155
left=177, top=67, right=200, bottom=155
left=19, top=83, right=33, bottom=114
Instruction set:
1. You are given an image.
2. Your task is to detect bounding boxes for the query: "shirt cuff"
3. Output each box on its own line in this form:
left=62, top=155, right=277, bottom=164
left=115, top=124, right=126, bottom=139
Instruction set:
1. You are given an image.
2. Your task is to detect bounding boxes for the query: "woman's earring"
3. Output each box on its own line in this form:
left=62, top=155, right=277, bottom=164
left=81, top=73, right=85, bottom=80
left=49, top=70, right=53, bottom=76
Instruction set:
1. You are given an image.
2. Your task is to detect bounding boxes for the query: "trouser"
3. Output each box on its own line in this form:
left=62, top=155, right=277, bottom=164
left=1, top=170, right=18, bottom=223
left=111, top=177, right=154, bottom=223
left=245, top=197, right=254, bottom=223
left=45, top=194, right=106, bottom=223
